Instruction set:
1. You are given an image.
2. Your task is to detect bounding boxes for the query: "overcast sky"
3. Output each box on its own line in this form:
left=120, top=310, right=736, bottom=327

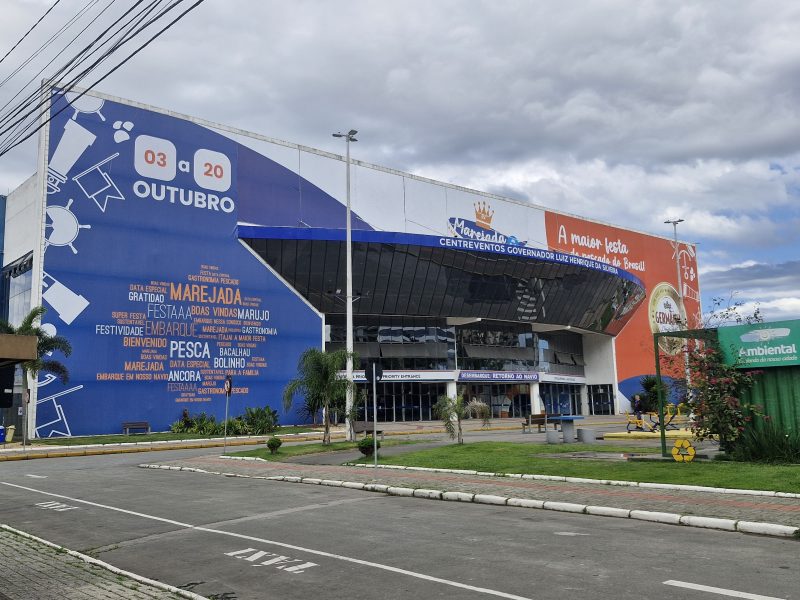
left=1, top=0, right=798, bottom=322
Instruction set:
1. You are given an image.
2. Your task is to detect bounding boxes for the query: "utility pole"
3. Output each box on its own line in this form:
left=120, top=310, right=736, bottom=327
left=333, top=130, right=357, bottom=441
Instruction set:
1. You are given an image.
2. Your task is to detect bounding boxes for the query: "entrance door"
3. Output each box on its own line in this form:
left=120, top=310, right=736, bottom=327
left=540, top=383, right=582, bottom=415
left=588, top=384, right=614, bottom=415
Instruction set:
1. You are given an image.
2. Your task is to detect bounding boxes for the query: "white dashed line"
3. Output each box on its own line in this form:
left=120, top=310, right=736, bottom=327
left=664, top=580, right=786, bottom=600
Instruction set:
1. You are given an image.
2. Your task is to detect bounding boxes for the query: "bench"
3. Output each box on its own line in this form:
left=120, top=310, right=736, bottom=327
left=521, top=413, right=560, bottom=433
left=353, top=421, right=384, bottom=440
left=122, top=421, right=151, bottom=435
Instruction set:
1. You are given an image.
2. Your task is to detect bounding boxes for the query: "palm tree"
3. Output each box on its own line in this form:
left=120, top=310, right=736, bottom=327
left=0, top=306, right=71, bottom=445
left=282, top=348, right=352, bottom=445
left=433, top=393, right=491, bottom=444
left=639, top=375, right=670, bottom=413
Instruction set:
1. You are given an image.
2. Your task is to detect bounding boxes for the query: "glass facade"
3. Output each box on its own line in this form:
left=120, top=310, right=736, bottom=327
left=327, top=315, right=455, bottom=370
left=242, top=237, right=628, bottom=422
left=538, top=331, right=585, bottom=377
left=1, top=253, right=34, bottom=435
left=456, top=321, right=536, bottom=371
left=1, top=253, right=33, bottom=325
left=459, top=383, right=531, bottom=418
left=355, top=382, right=447, bottom=422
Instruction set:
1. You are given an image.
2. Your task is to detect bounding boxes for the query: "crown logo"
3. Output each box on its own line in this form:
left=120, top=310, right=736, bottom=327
left=474, top=201, right=494, bottom=229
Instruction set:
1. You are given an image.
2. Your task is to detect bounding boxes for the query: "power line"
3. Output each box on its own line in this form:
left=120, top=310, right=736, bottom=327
left=0, top=0, right=63, bottom=66
left=0, top=0, right=116, bottom=118
left=0, top=0, right=102, bottom=91
left=0, top=0, right=165, bottom=141
left=0, top=0, right=208, bottom=157
left=0, top=0, right=173, bottom=155
left=0, top=0, right=153, bottom=131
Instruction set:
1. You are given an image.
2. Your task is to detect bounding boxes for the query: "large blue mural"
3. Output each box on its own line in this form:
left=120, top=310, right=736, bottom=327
left=38, top=91, right=325, bottom=436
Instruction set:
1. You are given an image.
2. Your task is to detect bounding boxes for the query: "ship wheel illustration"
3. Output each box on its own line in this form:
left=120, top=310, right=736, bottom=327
left=45, top=198, right=91, bottom=254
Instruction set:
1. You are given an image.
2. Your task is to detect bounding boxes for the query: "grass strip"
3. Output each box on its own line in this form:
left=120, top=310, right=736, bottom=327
left=234, top=439, right=422, bottom=461
left=371, top=442, right=800, bottom=493
left=31, top=426, right=318, bottom=446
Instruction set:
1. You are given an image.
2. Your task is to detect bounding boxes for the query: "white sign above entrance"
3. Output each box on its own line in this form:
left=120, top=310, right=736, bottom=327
left=539, top=373, right=586, bottom=384
left=352, top=370, right=454, bottom=382
left=458, top=371, right=539, bottom=382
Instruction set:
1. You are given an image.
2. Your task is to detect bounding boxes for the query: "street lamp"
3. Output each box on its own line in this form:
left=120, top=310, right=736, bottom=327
left=662, top=217, right=688, bottom=456
left=333, top=129, right=357, bottom=441
left=664, top=218, right=685, bottom=316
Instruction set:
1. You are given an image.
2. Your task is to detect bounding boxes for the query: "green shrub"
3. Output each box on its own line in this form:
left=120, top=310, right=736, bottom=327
left=358, top=436, right=380, bottom=456
left=731, top=423, right=800, bottom=463
left=639, top=376, right=669, bottom=413
left=170, top=408, right=194, bottom=433
left=191, top=412, right=220, bottom=436
left=172, top=407, right=280, bottom=437
left=266, top=437, right=282, bottom=454
left=223, top=417, right=247, bottom=436
left=243, top=406, right=279, bottom=435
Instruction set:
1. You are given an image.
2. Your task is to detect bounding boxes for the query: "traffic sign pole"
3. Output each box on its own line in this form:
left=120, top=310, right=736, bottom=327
left=372, top=362, right=378, bottom=467
left=223, top=375, right=232, bottom=455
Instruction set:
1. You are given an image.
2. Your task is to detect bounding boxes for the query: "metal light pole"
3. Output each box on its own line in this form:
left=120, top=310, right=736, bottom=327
left=663, top=218, right=688, bottom=455
left=333, top=129, right=357, bottom=441
left=664, top=218, right=685, bottom=314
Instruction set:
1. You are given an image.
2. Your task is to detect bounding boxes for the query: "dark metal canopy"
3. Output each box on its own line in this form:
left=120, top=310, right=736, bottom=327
left=242, top=234, right=645, bottom=336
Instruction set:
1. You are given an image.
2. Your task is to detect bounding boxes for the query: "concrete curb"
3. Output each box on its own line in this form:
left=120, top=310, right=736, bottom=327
left=137, top=464, right=800, bottom=539
left=345, top=463, right=800, bottom=499
left=0, top=524, right=208, bottom=599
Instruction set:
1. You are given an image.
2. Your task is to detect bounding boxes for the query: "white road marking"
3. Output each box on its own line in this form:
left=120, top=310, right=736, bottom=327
left=553, top=532, right=589, bottom=536
left=664, top=580, right=785, bottom=600
left=25, top=474, right=47, bottom=478
left=1, top=481, right=534, bottom=600
left=36, top=501, right=79, bottom=512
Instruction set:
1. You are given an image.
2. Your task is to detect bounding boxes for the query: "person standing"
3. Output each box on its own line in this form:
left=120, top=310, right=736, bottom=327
left=633, top=394, right=645, bottom=430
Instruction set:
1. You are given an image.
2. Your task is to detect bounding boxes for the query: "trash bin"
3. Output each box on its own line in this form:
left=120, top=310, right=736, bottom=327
left=5, top=425, right=15, bottom=443
left=0, top=426, right=4, bottom=443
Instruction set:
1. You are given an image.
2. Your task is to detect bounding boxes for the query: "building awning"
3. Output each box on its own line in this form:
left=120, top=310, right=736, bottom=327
left=0, top=334, right=37, bottom=368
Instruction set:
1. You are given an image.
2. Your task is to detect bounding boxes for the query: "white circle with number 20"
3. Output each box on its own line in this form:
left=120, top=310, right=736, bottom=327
left=193, top=148, right=231, bottom=192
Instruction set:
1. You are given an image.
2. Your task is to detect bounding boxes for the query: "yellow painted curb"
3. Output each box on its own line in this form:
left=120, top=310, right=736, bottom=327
left=0, top=454, right=29, bottom=461
left=605, top=430, right=692, bottom=439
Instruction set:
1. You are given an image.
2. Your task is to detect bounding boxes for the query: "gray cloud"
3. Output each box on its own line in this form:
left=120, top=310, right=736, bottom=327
left=701, top=260, right=800, bottom=297
left=1, top=0, right=798, bottom=317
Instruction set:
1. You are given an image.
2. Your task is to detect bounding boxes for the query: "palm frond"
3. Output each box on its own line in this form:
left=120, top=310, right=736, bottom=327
left=40, top=360, right=70, bottom=384
left=18, top=306, right=46, bottom=332
left=39, top=334, right=72, bottom=357
left=434, top=395, right=457, bottom=440
left=466, top=399, right=491, bottom=427
left=283, top=347, right=354, bottom=419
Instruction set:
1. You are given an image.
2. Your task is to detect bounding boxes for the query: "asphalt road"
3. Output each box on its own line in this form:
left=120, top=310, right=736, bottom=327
left=0, top=449, right=797, bottom=600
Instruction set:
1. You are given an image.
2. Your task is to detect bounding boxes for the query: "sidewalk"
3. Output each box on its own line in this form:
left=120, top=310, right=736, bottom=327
left=0, top=415, right=642, bottom=461
left=0, top=527, right=201, bottom=600
left=143, top=454, right=800, bottom=532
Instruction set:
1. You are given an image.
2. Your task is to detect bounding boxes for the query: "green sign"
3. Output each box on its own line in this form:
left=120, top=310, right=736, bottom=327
left=718, top=319, right=800, bottom=369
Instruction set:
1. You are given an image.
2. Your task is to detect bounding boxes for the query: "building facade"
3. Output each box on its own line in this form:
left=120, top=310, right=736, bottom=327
left=0, top=88, right=700, bottom=437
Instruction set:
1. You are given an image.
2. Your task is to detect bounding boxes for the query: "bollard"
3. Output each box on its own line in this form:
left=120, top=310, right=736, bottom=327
left=545, top=430, right=560, bottom=444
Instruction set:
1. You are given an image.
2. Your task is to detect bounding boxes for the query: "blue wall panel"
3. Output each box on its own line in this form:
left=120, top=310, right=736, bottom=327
left=38, top=92, right=323, bottom=436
